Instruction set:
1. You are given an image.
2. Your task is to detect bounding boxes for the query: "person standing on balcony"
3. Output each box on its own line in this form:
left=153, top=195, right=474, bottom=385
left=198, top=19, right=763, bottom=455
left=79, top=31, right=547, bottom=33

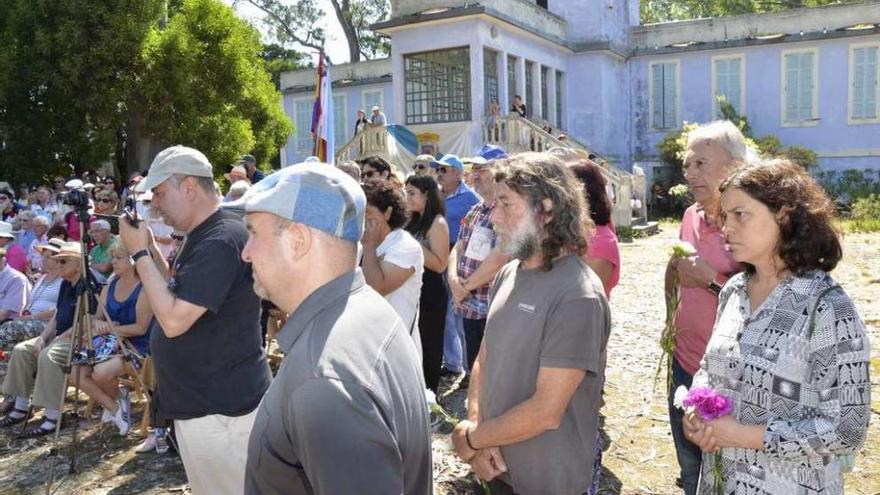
left=354, top=109, right=368, bottom=136
left=369, top=105, right=387, bottom=127
left=434, top=154, right=481, bottom=381
left=511, top=95, right=527, bottom=118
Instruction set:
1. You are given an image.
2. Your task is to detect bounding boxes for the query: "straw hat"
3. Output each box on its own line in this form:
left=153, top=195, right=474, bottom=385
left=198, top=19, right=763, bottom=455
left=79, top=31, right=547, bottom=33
left=34, top=238, right=66, bottom=256
left=51, top=242, right=84, bottom=260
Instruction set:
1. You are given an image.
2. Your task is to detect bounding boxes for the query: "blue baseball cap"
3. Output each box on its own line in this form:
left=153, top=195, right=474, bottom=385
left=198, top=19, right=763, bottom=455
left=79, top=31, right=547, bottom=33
left=430, top=154, right=465, bottom=171
left=227, top=162, right=365, bottom=243
left=477, top=144, right=508, bottom=161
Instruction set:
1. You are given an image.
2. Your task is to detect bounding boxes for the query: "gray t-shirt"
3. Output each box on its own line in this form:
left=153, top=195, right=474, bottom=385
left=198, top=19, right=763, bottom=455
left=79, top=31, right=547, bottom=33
left=481, top=255, right=610, bottom=495
left=245, top=269, right=432, bottom=495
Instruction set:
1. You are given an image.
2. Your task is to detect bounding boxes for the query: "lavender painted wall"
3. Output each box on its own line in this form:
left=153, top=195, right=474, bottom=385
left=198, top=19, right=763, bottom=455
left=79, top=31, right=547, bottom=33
left=632, top=35, right=880, bottom=171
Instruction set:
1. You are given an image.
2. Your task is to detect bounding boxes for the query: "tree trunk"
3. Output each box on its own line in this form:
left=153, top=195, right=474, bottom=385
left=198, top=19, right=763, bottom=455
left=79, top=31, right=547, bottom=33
left=330, top=0, right=361, bottom=62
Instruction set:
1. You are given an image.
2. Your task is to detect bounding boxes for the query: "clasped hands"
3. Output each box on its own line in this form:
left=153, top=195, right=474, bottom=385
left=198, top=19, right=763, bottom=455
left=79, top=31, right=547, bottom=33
left=683, top=412, right=741, bottom=453
left=451, top=420, right=507, bottom=482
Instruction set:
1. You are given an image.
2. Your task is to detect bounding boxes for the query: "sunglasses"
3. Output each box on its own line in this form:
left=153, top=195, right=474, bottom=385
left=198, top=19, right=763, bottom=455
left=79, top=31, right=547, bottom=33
left=97, top=198, right=114, bottom=204
left=414, top=164, right=429, bottom=171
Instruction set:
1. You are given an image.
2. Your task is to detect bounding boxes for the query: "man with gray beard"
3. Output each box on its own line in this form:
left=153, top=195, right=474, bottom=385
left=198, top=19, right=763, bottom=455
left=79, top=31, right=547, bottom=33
left=451, top=153, right=611, bottom=495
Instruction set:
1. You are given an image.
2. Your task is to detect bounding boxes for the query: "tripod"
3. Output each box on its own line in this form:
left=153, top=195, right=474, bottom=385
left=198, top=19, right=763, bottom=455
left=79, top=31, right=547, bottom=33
left=43, top=212, right=151, bottom=494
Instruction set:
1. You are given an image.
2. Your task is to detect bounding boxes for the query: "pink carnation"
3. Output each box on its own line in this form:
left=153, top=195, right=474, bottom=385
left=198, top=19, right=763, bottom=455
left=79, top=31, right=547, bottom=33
left=682, top=386, right=733, bottom=421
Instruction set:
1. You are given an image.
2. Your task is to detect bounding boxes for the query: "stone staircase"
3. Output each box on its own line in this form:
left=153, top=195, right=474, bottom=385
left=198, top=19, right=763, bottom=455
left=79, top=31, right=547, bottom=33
left=335, top=115, right=652, bottom=229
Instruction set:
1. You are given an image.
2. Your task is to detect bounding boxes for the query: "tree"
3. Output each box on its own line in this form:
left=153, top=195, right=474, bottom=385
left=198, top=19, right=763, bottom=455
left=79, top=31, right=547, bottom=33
left=0, top=0, right=164, bottom=184
left=262, top=43, right=311, bottom=89
left=245, top=0, right=390, bottom=63
left=136, top=0, right=293, bottom=173
left=641, top=0, right=852, bottom=24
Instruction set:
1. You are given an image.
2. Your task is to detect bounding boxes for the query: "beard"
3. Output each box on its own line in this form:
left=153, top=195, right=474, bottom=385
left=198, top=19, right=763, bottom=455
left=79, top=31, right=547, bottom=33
left=497, top=213, right=541, bottom=261
left=252, top=276, right=270, bottom=300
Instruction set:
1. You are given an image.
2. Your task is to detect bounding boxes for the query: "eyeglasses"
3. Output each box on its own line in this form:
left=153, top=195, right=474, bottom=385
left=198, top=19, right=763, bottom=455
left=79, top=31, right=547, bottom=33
left=97, top=198, right=114, bottom=204
left=438, top=167, right=450, bottom=175
left=54, top=180, right=65, bottom=184
left=0, top=196, right=8, bottom=202
left=362, top=170, right=377, bottom=179
left=414, top=164, right=428, bottom=171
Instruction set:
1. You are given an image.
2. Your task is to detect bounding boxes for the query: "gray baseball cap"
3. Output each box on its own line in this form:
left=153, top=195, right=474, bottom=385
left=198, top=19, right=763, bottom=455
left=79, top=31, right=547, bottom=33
left=227, top=162, right=365, bottom=243
left=136, top=146, right=214, bottom=193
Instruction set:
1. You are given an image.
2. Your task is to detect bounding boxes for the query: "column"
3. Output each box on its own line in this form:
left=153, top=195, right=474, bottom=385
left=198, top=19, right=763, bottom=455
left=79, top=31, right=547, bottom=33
left=470, top=44, right=485, bottom=123
left=546, top=67, right=557, bottom=129
left=498, top=52, right=509, bottom=113
left=530, top=61, right=542, bottom=120
left=515, top=57, right=526, bottom=111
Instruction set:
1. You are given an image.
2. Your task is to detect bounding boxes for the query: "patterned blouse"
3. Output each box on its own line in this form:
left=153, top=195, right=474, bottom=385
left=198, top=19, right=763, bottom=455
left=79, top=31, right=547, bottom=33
left=693, top=270, right=871, bottom=495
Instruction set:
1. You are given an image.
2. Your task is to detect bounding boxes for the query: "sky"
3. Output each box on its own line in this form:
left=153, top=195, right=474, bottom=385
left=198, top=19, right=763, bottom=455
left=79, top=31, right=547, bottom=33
left=223, top=0, right=351, bottom=64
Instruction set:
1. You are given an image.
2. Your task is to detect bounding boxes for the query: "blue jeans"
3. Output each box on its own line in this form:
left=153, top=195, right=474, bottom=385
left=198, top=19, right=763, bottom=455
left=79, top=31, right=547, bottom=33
left=668, top=357, right=702, bottom=495
left=442, top=295, right=467, bottom=373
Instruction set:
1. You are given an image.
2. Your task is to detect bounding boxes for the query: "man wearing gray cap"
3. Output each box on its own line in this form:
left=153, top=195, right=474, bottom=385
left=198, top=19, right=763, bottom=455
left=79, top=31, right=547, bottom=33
left=119, top=145, right=271, bottom=495
left=233, top=163, right=431, bottom=495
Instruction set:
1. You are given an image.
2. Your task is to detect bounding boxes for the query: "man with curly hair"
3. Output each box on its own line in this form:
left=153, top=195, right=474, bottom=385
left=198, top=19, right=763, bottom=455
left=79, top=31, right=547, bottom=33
left=451, top=152, right=611, bottom=495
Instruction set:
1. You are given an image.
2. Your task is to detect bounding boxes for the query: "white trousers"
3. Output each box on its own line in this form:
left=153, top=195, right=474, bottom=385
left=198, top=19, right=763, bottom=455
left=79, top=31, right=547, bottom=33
left=174, top=409, right=258, bottom=495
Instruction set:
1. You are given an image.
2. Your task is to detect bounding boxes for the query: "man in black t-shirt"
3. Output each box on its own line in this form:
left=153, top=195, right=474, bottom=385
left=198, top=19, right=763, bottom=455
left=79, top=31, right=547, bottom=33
left=120, top=146, right=270, bottom=495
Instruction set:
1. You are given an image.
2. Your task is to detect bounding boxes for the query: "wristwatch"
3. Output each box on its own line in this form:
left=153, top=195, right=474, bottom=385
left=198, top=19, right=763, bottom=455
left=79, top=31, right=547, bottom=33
left=132, top=249, right=151, bottom=263
left=707, top=277, right=723, bottom=296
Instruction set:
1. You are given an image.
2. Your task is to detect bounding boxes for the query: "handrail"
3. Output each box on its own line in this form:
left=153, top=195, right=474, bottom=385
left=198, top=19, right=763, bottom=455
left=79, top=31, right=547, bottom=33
left=336, top=125, right=389, bottom=164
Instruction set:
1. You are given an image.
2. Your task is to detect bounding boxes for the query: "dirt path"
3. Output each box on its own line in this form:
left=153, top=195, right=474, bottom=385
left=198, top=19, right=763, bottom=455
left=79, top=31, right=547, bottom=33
left=2, top=225, right=877, bottom=494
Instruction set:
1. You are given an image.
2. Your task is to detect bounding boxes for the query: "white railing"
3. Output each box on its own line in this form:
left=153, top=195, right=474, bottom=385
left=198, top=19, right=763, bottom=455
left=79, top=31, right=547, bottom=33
left=483, top=115, right=642, bottom=227
left=336, top=125, right=389, bottom=163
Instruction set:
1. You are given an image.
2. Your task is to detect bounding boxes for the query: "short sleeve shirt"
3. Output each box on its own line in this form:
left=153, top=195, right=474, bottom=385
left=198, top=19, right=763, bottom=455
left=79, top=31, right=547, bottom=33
left=376, top=229, right=424, bottom=331
left=481, top=255, right=611, bottom=494
left=585, top=224, right=621, bottom=298
left=89, top=238, right=119, bottom=276
left=453, top=202, right=496, bottom=320
left=0, top=264, right=29, bottom=316
left=444, top=182, right=481, bottom=245
left=674, top=204, right=740, bottom=375
left=149, top=209, right=271, bottom=420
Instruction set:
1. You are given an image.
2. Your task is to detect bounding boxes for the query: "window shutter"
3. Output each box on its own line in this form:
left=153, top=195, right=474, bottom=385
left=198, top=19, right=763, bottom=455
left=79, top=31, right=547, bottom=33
left=800, top=53, right=814, bottom=121
left=664, top=64, right=677, bottom=128
left=651, top=64, right=663, bottom=128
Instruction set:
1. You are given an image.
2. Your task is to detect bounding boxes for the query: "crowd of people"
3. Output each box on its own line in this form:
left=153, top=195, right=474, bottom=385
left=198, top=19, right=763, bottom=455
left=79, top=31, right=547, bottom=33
left=0, top=118, right=871, bottom=495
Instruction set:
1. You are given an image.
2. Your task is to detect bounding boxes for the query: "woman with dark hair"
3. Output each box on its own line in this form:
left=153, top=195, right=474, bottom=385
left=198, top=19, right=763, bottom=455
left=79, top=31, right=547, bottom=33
left=357, top=155, right=393, bottom=182
left=361, top=179, right=425, bottom=356
left=684, top=159, right=870, bottom=495
left=571, top=160, right=620, bottom=298
left=404, top=175, right=449, bottom=393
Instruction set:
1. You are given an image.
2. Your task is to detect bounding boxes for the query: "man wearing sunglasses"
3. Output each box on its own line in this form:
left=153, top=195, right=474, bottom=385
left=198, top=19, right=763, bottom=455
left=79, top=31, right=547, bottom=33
left=433, top=154, right=481, bottom=380
left=356, top=155, right=393, bottom=182
left=412, top=155, right=438, bottom=179
left=0, top=185, right=22, bottom=223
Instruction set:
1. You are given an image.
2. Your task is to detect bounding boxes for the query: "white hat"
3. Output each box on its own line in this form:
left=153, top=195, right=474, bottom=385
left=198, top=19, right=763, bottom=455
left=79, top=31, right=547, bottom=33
left=371, top=106, right=380, bottom=112
left=136, top=145, right=214, bottom=193
left=0, top=222, right=14, bottom=239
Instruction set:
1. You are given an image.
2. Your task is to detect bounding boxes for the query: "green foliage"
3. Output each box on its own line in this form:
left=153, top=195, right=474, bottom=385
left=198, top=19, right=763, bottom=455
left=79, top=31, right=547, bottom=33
left=847, top=195, right=880, bottom=233
left=0, top=0, right=165, bottom=184
left=137, top=0, right=293, bottom=174
left=814, top=169, right=880, bottom=205
left=641, top=0, right=853, bottom=24
left=657, top=97, right=818, bottom=170
left=262, top=43, right=311, bottom=89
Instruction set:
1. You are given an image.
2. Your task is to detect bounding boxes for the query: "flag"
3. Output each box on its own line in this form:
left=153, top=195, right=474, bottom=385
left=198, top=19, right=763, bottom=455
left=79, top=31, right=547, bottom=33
left=311, top=53, right=334, bottom=164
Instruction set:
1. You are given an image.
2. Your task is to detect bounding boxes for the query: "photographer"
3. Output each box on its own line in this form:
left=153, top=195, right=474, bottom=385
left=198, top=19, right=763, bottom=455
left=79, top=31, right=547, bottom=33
left=119, top=145, right=270, bottom=495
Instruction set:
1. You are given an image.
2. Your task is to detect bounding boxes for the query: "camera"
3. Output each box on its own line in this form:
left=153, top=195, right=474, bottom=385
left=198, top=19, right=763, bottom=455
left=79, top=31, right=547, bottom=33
left=61, top=188, right=90, bottom=210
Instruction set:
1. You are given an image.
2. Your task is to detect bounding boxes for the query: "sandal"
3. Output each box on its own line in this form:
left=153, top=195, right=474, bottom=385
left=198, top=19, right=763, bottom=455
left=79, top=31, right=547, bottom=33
left=0, top=409, right=29, bottom=428
left=16, top=417, right=60, bottom=439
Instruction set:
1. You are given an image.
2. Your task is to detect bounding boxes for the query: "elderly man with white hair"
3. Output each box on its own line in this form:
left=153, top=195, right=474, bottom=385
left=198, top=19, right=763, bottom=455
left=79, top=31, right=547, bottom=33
left=26, top=215, right=51, bottom=272
left=88, top=219, right=118, bottom=277
left=664, top=119, right=750, bottom=495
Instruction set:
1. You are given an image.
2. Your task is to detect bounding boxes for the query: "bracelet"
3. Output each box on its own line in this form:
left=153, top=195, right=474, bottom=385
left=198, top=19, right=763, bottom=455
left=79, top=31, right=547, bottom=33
left=465, top=427, right=478, bottom=451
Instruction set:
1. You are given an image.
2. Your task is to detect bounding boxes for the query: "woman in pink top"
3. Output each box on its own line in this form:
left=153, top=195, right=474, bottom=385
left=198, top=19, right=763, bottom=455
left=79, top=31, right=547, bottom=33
left=571, top=160, right=620, bottom=298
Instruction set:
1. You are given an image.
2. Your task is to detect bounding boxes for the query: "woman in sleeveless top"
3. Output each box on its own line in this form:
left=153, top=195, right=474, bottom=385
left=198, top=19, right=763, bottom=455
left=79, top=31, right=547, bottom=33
left=73, top=243, right=153, bottom=435
left=404, top=175, right=449, bottom=393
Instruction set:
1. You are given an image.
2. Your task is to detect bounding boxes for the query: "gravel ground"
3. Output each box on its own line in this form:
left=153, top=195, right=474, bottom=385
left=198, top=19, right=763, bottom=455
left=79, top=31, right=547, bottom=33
left=1, top=223, right=877, bottom=494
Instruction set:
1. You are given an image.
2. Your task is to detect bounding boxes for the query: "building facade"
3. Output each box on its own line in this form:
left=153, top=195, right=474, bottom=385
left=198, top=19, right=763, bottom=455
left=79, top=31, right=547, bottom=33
left=279, top=0, right=880, bottom=180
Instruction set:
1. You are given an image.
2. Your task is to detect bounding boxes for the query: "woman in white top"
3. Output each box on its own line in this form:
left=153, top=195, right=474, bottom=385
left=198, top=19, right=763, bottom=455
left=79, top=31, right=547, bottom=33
left=0, top=243, right=63, bottom=376
left=361, top=179, right=424, bottom=357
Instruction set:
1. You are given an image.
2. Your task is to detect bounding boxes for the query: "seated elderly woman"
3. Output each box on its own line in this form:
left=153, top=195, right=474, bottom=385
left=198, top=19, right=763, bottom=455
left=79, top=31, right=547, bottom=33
left=684, top=158, right=871, bottom=494
left=360, top=179, right=424, bottom=355
left=72, top=243, right=152, bottom=436
left=93, top=189, right=120, bottom=216
left=0, top=240, right=64, bottom=378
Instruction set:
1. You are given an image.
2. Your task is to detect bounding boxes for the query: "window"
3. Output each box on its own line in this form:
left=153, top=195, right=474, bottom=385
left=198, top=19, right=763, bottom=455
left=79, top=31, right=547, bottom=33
left=507, top=55, right=517, bottom=109
left=363, top=90, right=383, bottom=114
left=525, top=60, right=534, bottom=116
left=293, top=99, right=314, bottom=156
left=484, top=49, right=499, bottom=113
left=849, top=44, right=879, bottom=123
left=650, top=61, right=679, bottom=130
left=332, top=94, right=347, bottom=149
left=782, top=49, right=818, bottom=125
left=712, top=55, right=744, bottom=117
left=404, top=47, right=471, bottom=124
left=541, top=66, right=549, bottom=121
left=555, top=70, right=564, bottom=129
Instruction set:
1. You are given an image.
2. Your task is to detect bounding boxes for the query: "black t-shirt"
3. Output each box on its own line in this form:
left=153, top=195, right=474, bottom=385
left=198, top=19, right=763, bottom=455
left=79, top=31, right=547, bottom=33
left=54, top=280, right=79, bottom=336
left=149, top=209, right=271, bottom=420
